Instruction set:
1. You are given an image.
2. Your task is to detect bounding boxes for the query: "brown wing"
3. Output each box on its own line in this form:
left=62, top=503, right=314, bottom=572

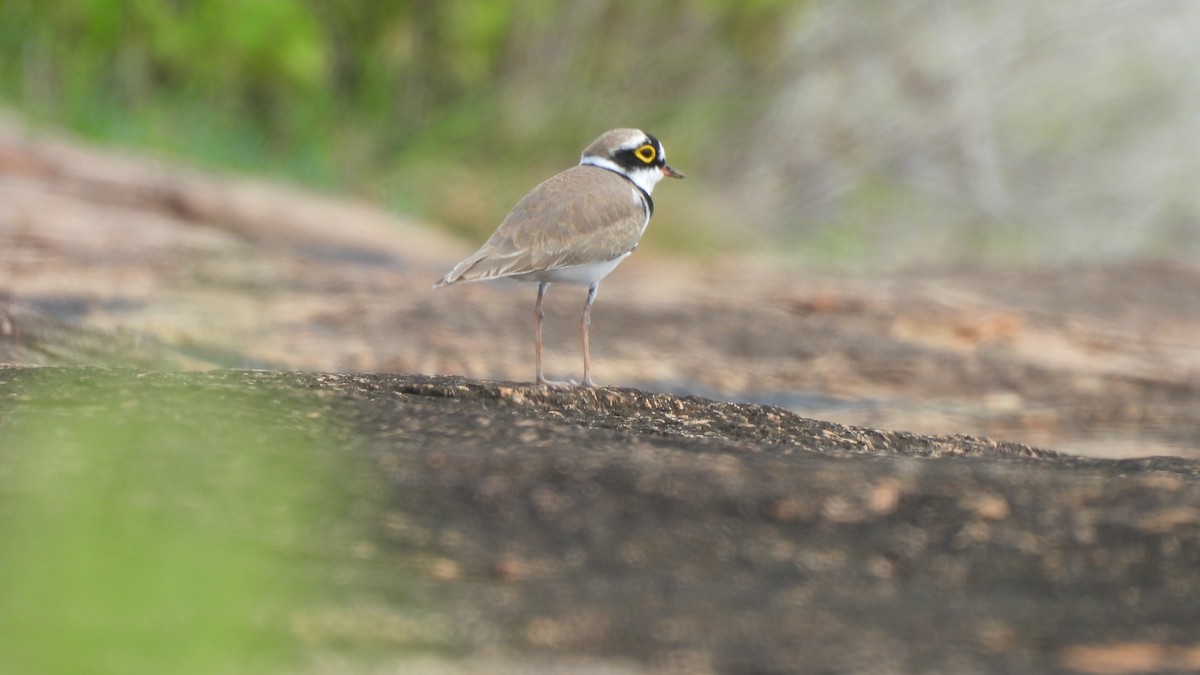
left=436, top=166, right=649, bottom=285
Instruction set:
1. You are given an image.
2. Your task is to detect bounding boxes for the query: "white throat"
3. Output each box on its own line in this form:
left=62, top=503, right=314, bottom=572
left=580, top=156, right=665, bottom=195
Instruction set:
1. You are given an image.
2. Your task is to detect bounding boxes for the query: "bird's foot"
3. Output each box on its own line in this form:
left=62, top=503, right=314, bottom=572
left=536, top=376, right=578, bottom=389
left=536, top=376, right=600, bottom=389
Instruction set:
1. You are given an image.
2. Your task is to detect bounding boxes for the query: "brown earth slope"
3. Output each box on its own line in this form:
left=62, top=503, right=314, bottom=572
left=2, top=366, right=1198, bottom=673
left=3, top=114, right=1200, bottom=673
left=2, top=112, right=1197, bottom=459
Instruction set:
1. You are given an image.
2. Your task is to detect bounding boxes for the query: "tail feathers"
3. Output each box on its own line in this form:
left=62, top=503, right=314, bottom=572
left=432, top=272, right=457, bottom=289
left=433, top=256, right=480, bottom=289
left=433, top=269, right=491, bottom=289
left=433, top=248, right=504, bottom=289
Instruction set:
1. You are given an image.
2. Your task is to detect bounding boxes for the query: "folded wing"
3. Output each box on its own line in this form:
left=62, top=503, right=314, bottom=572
left=435, top=166, right=650, bottom=286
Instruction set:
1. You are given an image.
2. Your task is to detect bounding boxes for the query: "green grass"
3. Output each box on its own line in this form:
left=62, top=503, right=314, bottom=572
left=0, top=371, right=438, bottom=673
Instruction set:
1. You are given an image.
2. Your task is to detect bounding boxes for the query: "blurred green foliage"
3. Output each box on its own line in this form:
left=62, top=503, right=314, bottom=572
left=0, top=0, right=803, bottom=246
left=2, top=2, right=1196, bottom=265
left=0, top=371, right=408, bottom=673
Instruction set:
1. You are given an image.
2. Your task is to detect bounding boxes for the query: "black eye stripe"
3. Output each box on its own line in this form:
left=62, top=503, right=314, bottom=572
left=612, top=139, right=664, bottom=169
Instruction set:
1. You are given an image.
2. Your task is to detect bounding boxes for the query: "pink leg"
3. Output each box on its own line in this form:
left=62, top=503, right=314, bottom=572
left=533, top=283, right=573, bottom=388
left=534, top=282, right=548, bottom=384
left=580, top=284, right=598, bottom=387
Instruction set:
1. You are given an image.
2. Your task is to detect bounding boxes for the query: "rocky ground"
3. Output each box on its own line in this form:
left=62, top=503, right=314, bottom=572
left=2, top=113, right=1200, bottom=672
left=7, top=257, right=1199, bottom=462
left=2, top=111, right=1198, bottom=460
left=2, top=366, right=1199, bottom=674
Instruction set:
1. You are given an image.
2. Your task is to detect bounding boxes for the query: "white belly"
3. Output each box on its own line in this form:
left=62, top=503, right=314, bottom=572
left=514, top=253, right=631, bottom=286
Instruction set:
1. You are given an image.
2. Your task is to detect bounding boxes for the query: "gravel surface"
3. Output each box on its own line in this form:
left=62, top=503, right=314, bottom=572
left=3, top=367, right=1198, bottom=673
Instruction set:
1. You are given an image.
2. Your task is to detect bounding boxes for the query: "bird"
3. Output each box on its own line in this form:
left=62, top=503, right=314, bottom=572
left=434, top=128, right=684, bottom=387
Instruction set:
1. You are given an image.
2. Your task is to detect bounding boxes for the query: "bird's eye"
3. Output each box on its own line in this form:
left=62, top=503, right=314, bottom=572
left=634, top=144, right=657, bottom=163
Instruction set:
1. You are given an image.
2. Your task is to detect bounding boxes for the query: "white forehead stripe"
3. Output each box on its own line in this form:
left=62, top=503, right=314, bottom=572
left=580, top=156, right=623, bottom=173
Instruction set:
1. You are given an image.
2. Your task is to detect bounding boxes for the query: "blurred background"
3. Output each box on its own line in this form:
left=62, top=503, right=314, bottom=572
left=3, top=0, right=1199, bottom=268
left=3, top=4, right=1200, bottom=671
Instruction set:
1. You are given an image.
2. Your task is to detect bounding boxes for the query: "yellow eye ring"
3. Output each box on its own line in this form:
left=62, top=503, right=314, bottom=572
left=635, top=144, right=657, bottom=163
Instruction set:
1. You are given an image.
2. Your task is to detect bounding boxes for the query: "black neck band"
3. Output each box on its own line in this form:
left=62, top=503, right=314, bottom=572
left=593, top=165, right=654, bottom=216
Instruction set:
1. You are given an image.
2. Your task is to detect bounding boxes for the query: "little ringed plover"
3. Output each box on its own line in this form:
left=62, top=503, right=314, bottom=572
left=434, top=128, right=684, bottom=387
